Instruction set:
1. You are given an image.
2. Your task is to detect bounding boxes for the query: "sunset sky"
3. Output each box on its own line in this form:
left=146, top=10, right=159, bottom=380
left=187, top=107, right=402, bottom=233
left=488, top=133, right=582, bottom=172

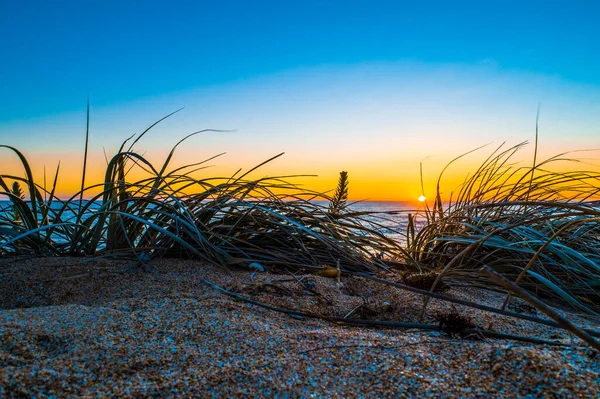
left=1, top=1, right=599, bottom=201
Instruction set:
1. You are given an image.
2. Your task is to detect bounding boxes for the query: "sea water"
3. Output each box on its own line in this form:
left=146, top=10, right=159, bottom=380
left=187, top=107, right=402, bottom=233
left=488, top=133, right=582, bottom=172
left=0, top=200, right=423, bottom=245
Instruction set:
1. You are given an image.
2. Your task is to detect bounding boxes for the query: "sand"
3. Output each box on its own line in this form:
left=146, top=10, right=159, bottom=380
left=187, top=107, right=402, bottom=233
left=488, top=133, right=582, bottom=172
left=1, top=257, right=599, bottom=398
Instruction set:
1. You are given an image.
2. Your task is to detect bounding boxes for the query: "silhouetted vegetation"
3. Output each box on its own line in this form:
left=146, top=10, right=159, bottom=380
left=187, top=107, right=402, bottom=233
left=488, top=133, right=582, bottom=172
left=1, top=112, right=599, bottom=350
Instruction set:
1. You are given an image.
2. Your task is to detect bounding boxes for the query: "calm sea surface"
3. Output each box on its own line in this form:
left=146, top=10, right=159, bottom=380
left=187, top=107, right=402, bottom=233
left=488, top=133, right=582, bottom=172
left=0, top=200, right=421, bottom=244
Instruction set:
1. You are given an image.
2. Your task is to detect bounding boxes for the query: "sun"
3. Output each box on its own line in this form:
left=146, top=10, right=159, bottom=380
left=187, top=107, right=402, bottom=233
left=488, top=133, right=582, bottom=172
left=418, top=195, right=426, bottom=202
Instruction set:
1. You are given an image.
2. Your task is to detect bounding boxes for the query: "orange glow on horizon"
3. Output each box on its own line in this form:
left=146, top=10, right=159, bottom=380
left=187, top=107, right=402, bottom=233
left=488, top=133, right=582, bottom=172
left=2, top=139, right=600, bottom=203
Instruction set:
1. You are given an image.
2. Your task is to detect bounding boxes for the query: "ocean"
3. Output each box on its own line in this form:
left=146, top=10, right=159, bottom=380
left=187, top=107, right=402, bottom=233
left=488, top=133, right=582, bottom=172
left=0, top=200, right=422, bottom=245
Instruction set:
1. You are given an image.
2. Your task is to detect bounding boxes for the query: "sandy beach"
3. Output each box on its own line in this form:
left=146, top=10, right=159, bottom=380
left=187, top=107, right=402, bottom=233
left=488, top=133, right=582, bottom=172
left=3, top=1, right=600, bottom=397
left=1, top=257, right=598, bottom=398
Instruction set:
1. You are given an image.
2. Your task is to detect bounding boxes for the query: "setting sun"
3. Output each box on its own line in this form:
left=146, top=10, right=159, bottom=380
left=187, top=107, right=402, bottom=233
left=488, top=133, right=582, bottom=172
left=418, top=195, right=426, bottom=202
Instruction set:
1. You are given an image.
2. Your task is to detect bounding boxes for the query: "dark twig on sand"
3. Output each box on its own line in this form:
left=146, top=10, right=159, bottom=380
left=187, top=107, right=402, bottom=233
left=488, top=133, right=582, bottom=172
left=299, top=339, right=462, bottom=354
left=357, top=272, right=600, bottom=338
left=199, top=278, right=565, bottom=347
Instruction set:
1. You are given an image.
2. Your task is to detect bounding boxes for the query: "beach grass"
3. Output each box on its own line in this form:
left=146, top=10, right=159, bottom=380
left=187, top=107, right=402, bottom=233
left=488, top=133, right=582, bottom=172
left=408, top=141, right=600, bottom=318
left=1, top=113, right=599, bottom=350
left=0, top=115, right=405, bottom=273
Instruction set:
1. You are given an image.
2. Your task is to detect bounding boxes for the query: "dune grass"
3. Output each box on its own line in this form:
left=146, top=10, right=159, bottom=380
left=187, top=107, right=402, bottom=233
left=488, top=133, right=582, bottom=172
left=1, top=113, right=599, bottom=349
left=408, top=141, right=600, bottom=317
left=0, top=118, right=405, bottom=273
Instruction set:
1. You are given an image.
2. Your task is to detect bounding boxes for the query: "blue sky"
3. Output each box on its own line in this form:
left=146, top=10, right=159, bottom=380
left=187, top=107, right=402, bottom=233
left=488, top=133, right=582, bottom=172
left=2, top=1, right=599, bottom=121
left=1, top=1, right=599, bottom=200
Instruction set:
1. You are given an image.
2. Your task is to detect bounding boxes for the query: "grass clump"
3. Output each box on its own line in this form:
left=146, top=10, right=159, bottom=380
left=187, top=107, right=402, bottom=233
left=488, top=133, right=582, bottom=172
left=407, top=141, right=600, bottom=316
left=0, top=115, right=404, bottom=274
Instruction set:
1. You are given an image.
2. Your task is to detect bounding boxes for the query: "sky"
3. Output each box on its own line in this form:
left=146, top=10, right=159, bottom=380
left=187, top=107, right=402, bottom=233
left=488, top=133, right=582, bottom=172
left=1, top=1, right=600, bottom=201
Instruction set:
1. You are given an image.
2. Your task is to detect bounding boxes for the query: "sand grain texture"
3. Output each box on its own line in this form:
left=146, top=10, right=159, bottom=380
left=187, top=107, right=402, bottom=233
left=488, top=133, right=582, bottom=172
left=1, top=258, right=599, bottom=398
